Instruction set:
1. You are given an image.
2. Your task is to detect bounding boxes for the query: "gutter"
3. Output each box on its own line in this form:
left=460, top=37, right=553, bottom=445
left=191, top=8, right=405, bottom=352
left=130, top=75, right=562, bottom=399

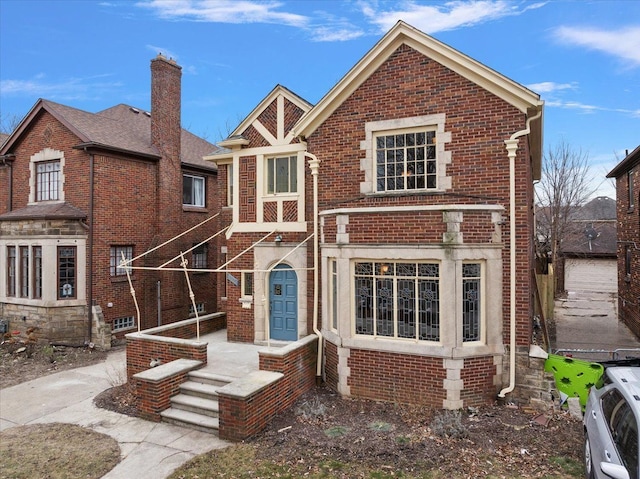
left=499, top=109, right=543, bottom=399
left=306, top=152, right=323, bottom=381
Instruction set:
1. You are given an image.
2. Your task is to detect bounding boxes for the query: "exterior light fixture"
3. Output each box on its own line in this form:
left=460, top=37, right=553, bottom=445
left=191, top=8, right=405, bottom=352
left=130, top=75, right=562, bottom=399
left=274, top=234, right=283, bottom=243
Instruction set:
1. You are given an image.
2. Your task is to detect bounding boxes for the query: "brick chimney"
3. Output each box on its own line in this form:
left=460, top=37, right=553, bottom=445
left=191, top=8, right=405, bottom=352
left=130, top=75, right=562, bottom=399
left=149, top=54, right=184, bottom=324
left=151, top=54, right=182, bottom=232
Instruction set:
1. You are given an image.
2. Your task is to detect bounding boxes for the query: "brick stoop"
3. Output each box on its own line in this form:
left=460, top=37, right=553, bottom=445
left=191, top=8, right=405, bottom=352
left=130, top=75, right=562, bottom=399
left=160, top=371, right=237, bottom=434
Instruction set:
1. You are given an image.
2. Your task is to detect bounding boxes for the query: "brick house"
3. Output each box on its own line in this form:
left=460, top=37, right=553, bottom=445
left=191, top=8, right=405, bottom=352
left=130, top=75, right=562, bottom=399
left=607, top=145, right=640, bottom=337
left=0, top=55, right=221, bottom=347
left=207, top=22, right=544, bottom=408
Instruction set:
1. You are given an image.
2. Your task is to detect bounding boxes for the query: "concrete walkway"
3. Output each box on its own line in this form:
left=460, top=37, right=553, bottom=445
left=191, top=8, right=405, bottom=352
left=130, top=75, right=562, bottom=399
left=553, top=291, right=640, bottom=360
left=0, top=329, right=269, bottom=479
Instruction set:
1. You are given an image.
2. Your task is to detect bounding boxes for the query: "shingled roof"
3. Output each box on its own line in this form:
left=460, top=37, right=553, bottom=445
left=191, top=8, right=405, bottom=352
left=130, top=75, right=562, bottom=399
left=1, top=99, right=220, bottom=171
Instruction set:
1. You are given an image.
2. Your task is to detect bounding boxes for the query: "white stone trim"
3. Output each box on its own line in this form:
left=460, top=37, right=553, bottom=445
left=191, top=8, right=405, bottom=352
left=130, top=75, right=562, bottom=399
left=359, top=114, right=451, bottom=195
left=29, top=148, right=65, bottom=204
left=253, top=243, right=308, bottom=342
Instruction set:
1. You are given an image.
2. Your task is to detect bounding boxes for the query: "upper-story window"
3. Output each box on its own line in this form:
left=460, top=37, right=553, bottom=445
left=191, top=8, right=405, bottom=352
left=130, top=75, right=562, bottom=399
left=628, top=169, right=635, bottom=210
left=29, top=148, right=65, bottom=204
left=266, top=155, right=297, bottom=194
left=375, top=129, right=436, bottom=192
left=36, top=161, right=61, bottom=201
left=227, top=163, right=234, bottom=206
left=110, top=246, right=133, bottom=277
left=183, top=174, right=205, bottom=207
left=360, top=114, right=451, bottom=196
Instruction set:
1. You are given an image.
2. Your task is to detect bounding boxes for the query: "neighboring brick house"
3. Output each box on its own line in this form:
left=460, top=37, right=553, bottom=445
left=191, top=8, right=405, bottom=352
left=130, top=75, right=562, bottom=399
left=0, top=55, right=221, bottom=347
left=207, top=22, right=544, bottom=408
left=559, top=196, right=617, bottom=293
left=607, top=145, right=640, bottom=337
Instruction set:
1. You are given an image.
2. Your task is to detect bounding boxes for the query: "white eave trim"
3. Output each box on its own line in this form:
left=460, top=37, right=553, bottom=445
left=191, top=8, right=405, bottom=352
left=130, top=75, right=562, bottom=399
left=293, top=21, right=542, bottom=138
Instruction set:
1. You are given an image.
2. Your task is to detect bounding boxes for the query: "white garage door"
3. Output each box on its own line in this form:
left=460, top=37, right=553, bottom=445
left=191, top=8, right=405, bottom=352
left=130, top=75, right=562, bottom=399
left=565, top=258, right=617, bottom=293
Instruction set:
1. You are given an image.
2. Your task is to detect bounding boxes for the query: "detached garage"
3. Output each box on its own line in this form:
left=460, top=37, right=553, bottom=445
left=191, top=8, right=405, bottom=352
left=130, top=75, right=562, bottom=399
left=560, top=213, right=617, bottom=294
left=564, top=257, right=617, bottom=293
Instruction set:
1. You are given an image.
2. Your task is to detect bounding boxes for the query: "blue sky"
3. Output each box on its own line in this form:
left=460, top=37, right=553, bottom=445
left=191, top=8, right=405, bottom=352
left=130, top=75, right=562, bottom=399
left=1, top=0, right=639, bottom=199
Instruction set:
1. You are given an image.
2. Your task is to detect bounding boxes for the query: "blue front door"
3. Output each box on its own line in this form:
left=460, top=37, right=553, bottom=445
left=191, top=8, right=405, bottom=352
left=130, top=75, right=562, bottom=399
left=269, top=264, right=298, bottom=341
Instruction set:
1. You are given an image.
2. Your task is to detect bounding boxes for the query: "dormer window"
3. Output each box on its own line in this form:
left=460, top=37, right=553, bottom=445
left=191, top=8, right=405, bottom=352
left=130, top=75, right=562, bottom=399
left=36, top=160, right=61, bottom=201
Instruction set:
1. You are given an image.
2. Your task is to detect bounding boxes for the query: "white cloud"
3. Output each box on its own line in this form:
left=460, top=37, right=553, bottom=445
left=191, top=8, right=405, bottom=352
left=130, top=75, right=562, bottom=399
left=545, top=99, right=640, bottom=118
left=360, top=0, right=544, bottom=34
left=310, top=26, right=364, bottom=42
left=0, top=74, right=123, bottom=101
left=137, top=0, right=309, bottom=27
left=554, top=25, right=640, bottom=67
left=527, top=81, right=577, bottom=94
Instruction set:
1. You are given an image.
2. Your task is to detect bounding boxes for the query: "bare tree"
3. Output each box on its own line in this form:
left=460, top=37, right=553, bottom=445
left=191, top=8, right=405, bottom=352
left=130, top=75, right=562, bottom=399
left=0, top=112, right=23, bottom=134
left=535, top=140, right=596, bottom=284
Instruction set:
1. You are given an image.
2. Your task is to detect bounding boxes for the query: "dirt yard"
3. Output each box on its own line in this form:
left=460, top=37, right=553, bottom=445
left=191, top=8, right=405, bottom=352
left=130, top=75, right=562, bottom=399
left=2, top=341, right=585, bottom=478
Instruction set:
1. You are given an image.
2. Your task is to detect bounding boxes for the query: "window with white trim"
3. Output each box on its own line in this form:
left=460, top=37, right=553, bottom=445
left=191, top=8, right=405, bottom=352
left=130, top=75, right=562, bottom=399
left=36, top=160, right=61, bottom=201
left=227, top=163, right=234, bottom=206
left=183, top=174, right=205, bottom=207
left=7, top=246, right=16, bottom=297
left=462, top=263, right=482, bottom=342
left=266, top=155, right=297, bottom=194
left=58, top=246, right=76, bottom=299
left=19, top=246, right=29, bottom=298
left=375, top=128, right=436, bottom=192
left=629, top=169, right=635, bottom=210
left=110, top=246, right=133, bottom=277
left=29, top=148, right=65, bottom=204
left=354, top=261, right=440, bottom=341
left=33, top=246, right=42, bottom=299
left=330, top=259, right=338, bottom=331
left=189, top=302, right=205, bottom=315
left=113, top=316, right=136, bottom=332
left=242, top=271, right=253, bottom=297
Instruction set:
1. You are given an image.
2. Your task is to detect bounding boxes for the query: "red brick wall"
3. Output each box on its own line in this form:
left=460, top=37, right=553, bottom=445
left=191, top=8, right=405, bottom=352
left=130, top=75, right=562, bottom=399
left=348, top=348, right=447, bottom=406
left=126, top=334, right=207, bottom=378
left=219, top=336, right=318, bottom=441
left=218, top=376, right=283, bottom=441
left=307, top=43, right=533, bottom=346
left=460, top=356, right=498, bottom=407
left=616, top=163, right=640, bottom=336
left=259, top=337, right=318, bottom=399
left=324, top=340, right=339, bottom=390
left=135, top=366, right=194, bottom=422
left=0, top=163, right=10, bottom=215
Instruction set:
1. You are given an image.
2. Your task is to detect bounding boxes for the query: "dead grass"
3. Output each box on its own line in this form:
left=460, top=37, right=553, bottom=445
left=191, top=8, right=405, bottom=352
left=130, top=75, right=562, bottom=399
left=0, top=423, right=120, bottom=479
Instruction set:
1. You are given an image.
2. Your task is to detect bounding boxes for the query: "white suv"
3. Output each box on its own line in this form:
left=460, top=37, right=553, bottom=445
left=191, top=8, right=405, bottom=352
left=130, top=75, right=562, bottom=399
left=584, top=366, right=640, bottom=479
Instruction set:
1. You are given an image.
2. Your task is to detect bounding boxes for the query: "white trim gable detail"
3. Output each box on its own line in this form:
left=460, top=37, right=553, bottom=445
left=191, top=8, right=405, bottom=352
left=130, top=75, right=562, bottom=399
left=29, top=148, right=66, bottom=204
left=359, top=114, right=452, bottom=195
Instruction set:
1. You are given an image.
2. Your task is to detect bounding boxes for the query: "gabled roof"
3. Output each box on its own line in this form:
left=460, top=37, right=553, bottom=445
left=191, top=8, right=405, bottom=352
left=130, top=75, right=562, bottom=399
left=228, top=84, right=313, bottom=138
left=291, top=20, right=543, bottom=169
left=0, top=100, right=219, bottom=171
left=607, top=144, right=640, bottom=178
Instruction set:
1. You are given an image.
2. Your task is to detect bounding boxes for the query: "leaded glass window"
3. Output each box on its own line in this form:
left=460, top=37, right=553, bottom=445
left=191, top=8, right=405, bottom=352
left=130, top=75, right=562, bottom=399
left=462, top=263, right=481, bottom=342
left=58, top=246, right=76, bottom=299
left=354, top=261, right=440, bottom=341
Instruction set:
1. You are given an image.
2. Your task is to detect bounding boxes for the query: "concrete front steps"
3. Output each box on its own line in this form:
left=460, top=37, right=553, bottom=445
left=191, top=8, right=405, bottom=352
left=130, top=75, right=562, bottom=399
left=160, top=370, right=237, bottom=434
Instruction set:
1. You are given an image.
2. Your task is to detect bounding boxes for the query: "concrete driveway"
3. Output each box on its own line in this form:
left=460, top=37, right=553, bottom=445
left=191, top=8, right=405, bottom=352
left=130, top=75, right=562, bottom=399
left=553, top=291, right=640, bottom=360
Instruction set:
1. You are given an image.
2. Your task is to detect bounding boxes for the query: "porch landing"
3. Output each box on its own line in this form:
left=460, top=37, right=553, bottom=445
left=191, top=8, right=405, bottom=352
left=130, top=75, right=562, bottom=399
left=199, top=329, right=285, bottom=378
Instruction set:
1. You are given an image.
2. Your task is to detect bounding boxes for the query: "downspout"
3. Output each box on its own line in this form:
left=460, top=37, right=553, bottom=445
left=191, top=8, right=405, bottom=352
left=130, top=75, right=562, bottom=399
left=499, top=109, right=542, bottom=399
left=86, top=150, right=95, bottom=344
left=306, top=152, right=323, bottom=381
